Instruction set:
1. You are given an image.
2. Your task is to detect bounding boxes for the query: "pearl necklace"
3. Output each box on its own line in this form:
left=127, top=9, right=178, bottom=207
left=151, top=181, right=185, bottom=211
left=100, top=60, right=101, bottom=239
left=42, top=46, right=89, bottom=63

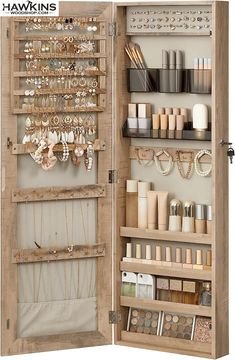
left=154, top=149, right=174, bottom=176
left=194, top=149, right=212, bottom=177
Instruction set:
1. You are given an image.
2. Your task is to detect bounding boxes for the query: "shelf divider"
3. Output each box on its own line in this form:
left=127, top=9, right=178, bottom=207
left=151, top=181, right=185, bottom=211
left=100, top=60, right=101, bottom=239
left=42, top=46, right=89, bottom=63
left=120, top=227, right=212, bottom=245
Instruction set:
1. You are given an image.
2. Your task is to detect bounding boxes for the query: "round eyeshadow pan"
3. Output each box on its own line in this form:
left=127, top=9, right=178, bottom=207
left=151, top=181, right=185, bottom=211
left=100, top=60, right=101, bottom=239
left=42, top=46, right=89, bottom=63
left=150, top=328, right=157, bottom=335
left=131, top=318, right=138, bottom=326
left=152, top=312, right=159, bottom=320
left=145, top=312, right=152, bottom=320
left=138, top=318, right=145, bottom=326
left=139, top=310, right=145, bottom=318
left=137, top=326, right=144, bottom=333
left=144, top=327, right=150, bottom=334
left=186, top=317, right=193, bottom=325
left=145, top=319, right=151, bottom=327
left=171, top=323, right=178, bottom=331
left=173, top=315, right=179, bottom=323
left=151, top=320, right=158, bottom=328
left=130, top=326, right=137, bottom=332
left=166, top=314, right=172, bottom=322
left=164, top=323, right=171, bottom=330
left=179, top=316, right=186, bottom=325
left=163, top=330, right=170, bottom=337
left=132, top=310, right=138, bottom=317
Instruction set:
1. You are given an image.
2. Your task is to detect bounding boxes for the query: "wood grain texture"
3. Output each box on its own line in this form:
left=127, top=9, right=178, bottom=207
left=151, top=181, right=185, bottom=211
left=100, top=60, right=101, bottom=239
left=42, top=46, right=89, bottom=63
left=12, top=184, right=106, bottom=203
left=120, top=331, right=211, bottom=356
left=120, top=261, right=212, bottom=281
left=12, top=243, right=106, bottom=264
left=120, top=226, right=212, bottom=244
left=113, top=3, right=132, bottom=346
left=120, top=296, right=212, bottom=317
left=211, top=1, right=229, bottom=359
left=12, top=139, right=106, bottom=155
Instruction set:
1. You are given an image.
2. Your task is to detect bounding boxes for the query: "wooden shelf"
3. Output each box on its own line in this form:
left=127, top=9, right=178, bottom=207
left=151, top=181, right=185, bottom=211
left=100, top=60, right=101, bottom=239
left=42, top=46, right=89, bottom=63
left=118, top=331, right=211, bottom=358
left=12, top=184, right=106, bottom=203
left=13, top=70, right=106, bottom=77
left=120, top=296, right=212, bottom=317
left=120, top=261, right=212, bottom=281
left=120, top=227, right=212, bottom=245
left=12, top=139, right=106, bottom=155
left=13, top=106, right=105, bottom=114
left=12, top=243, right=105, bottom=264
left=14, top=88, right=106, bottom=96
left=15, top=35, right=106, bottom=41
left=15, top=53, right=107, bottom=59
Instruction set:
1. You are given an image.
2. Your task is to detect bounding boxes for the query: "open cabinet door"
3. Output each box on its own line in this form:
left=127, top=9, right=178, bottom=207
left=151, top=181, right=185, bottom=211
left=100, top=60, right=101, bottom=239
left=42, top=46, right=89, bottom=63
left=0, top=1, right=113, bottom=355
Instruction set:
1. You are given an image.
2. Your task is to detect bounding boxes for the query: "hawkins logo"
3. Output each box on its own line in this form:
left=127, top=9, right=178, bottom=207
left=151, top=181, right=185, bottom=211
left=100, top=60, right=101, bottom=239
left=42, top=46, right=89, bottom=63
left=0, top=0, right=59, bottom=16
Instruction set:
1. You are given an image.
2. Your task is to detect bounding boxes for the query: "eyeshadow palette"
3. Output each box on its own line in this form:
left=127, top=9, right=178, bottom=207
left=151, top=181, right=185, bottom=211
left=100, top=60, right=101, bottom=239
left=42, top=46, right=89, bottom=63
left=160, top=312, right=195, bottom=340
left=193, top=317, right=212, bottom=343
left=127, top=308, right=161, bottom=335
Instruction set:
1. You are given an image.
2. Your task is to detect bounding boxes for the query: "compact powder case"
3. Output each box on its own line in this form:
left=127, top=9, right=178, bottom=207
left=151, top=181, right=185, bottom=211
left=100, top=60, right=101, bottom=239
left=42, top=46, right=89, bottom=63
left=160, top=312, right=196, bottom=340
left=127, top=308, right=161, bottom=335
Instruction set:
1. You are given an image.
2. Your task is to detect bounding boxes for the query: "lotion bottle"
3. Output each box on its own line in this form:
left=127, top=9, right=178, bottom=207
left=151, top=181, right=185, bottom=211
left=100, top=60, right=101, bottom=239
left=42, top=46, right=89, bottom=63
left=126, top=180, right=138, bottom=228
left=169, top=199, right=182, bottom=232
left=138, top=182, right=151, bottom=229
left=182, top=201, right=195, bottom=233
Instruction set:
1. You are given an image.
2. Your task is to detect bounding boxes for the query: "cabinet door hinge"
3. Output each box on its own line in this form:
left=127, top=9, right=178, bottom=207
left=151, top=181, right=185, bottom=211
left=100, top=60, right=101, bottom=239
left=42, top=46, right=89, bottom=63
left=6, top=28, right=10, bottom=38
left=108, top=22, right=117, bottom=37
left=108, top=170, right=119, bottom=183
left=6, top=319, right=10, bottom=330
left=109, top=311, right=121, bottom=324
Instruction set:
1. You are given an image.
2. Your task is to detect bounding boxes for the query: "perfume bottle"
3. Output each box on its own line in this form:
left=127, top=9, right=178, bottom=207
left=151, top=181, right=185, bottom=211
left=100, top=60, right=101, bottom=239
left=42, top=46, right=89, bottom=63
left=199, top=282, right=212, bottom=306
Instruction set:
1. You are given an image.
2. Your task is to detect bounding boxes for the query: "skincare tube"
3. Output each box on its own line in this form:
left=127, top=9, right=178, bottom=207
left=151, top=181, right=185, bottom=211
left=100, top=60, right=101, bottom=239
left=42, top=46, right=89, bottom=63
left=157, top=191, right=169, bottom=231
left=173, top=107, right=180, bottom=115
left=138, top=182, right=151, bottom=229
left=160, top=114, right=168, bottom=138
left=155, top=245, right=162, bottom=266
left=168, top=114, right=176, bottom=139
left=152, top=114, right=160, bottom=130
left=183, top=248, right=193, bottom=269
left=126, top=180, right=138, bottom=228
left=147, top=191, right=158, bottom=230
left=158, top=107, right=165, bottom=115
left=182, top=201, right=195, bottom=233
left=165, top=107, right=173, bottom=115
left=169, top=199, right=182, bottom=232
left=173, top=247, right=183, bottom=268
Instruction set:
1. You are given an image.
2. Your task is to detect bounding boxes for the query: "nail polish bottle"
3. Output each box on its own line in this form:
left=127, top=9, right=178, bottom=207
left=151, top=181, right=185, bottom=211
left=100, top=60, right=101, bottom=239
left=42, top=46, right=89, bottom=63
left=169, top=199, right=182, bottom=232
left=182, top=201, right=195, bottom=233
left=155, top=245, right=162, bottom=266
left=206, top=205, right=212, bottom=234
left=193, top=249, right=204, bottom=270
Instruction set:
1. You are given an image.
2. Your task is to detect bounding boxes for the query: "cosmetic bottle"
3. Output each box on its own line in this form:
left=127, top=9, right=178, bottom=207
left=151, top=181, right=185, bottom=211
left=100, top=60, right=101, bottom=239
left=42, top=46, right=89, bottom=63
left=183, top=280, right=199, bottom=305
left=143, top=244, right=152, bottom=264
left=162, top=246, right=172, bottom=267
left=168, top=114, right=176, bottom=139
left=147, top=190, right=158, bottom=229
left=199, top=282, right=212, bottom=306
left=193, top=104, right=208, bottom=131
left=176, top=114, right=184, bottom=139
left=156, top=277, right=170, bottom=302
left=165, top=107, right=172, bottom=115
left=138, top=181, right=151, bottom=229
left=203, top=250, right=212, bottom=270
left=127, top=103, right=138, bottom=130
left=206, top=205, right=212, bottom=234
left=195, top=204, right=206, bottom=234
left=135, top=244, right=142, bottom=260
left=169, top=199, right=182, bottom=232
left=121, top=272, right=137, bottom=297
left=152, top=113, right=160, bottom=130
left=182, top=201, right=195, bottom=233
left=122, top=243, right=132, bottom=262
left=180, top=108, right=188, bottom=128
left=170, top=279, right=183, bottom=303
left=169, top=50, right=176, bottom=92
left=193, top=249, right=203, bottom=270
left=138, top=104, right=152, bottom=130
left=172, top=247, right=183, bottom=268
left=160, top=114, right=168, bottom=138
left=155, top=245, right=162, bottom=266
left=183, top=248, right=193, bottom=269
left=126, top=180, right=138, bottom=228
left=158, top=107, right=165, bottom=115
left=173, top=107, right=180, bottom=115
left=157, top=191, right=169, bottom=230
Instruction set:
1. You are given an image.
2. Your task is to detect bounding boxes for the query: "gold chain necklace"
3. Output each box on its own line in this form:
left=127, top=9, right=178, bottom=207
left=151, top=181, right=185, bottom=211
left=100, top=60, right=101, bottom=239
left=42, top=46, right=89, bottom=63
left=175, top=150, right=194, bottom=179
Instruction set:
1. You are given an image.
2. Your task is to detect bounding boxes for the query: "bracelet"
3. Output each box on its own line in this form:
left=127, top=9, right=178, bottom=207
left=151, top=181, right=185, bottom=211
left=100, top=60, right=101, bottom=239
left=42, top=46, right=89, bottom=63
left=58, top=141, right=69, bottom=162
left=194, top=149, right=212, bottom=177
left=154, top=149, right=174, bottom=176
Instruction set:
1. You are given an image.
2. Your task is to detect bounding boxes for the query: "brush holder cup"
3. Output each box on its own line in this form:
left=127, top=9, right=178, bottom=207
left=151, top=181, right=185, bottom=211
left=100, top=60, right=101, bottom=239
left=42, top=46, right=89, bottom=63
left=186, top=69, right=212, bottom=94
left=128, top=68, right=158, bottom=92
left=158, top=69, right=185, bottom=93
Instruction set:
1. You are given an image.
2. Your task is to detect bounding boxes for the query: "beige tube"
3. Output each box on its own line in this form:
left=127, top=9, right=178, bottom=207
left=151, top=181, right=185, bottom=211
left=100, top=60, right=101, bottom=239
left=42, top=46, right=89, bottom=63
left=173, top=107, right=180, bottom=115
left=157, top=191, right=169, bottom=230
left=160, top=114, right=168, bottom=130
left=176, top=247, right=182, bottom=263
left=176, top=115, right=184, bottom=130
left=136, top=244, right=141, bottom=259
left=156, top=245, right=162, bottom=261
left=168, top=114, right=176, bottom=130
left=126, top=243, right=132, bottom=258
left=138, top=182, right=151, bottom=229
left=147, top=190, right=158, bottom=229
left=146, top=244, right=152, bottom=260
left=152, top=114, right=160, bottom=130
left=165, top=107, right=172, bottom=115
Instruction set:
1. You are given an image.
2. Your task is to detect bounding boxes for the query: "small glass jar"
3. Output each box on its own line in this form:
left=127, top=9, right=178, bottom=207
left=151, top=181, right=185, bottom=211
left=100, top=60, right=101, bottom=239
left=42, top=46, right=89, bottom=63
left=200, top=282, right=212, bottom=306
